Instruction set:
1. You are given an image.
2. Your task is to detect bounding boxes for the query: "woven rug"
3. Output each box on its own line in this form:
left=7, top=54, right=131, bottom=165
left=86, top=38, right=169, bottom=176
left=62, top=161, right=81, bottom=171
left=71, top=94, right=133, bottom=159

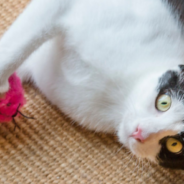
left=0, top=0, right=184, bottom=183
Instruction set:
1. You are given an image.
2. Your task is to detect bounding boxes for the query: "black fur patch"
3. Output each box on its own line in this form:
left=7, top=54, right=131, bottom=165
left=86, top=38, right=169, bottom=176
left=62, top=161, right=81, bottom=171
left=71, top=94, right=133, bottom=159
left=179, top=65, right=184, bottom=71
left=157, top=70, right=178, bottom=93
left=167, top=0, right=184, bottom=23
left=157, top=66, right=184, bottom=96
left=157, top=65, right=184, bottom=169
left=157, top=132, right=184, bottom=170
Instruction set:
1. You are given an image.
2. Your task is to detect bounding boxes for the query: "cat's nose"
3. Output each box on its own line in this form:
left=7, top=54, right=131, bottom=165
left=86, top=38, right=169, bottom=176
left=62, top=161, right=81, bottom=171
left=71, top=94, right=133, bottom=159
left=131, top=126, right=145, bottom=143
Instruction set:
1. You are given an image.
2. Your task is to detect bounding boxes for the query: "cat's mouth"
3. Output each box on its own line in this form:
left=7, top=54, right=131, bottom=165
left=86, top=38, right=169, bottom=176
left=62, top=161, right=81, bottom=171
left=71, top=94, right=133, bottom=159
left=127, top=130, right=184, bottom=169
left=127, top=136, right=160, bottom=162
left=127, top=130, right=179, bottom=162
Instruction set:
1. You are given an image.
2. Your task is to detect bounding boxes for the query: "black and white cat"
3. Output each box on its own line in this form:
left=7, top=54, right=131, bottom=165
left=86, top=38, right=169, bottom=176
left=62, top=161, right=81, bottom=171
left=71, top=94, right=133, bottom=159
left=1, top=0, right=184, bottom=169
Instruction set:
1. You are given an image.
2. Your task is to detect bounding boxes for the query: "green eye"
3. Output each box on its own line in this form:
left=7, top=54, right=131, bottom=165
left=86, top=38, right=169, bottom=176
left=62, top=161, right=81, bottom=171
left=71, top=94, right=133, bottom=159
left=156, top=94, right=171, bottom=112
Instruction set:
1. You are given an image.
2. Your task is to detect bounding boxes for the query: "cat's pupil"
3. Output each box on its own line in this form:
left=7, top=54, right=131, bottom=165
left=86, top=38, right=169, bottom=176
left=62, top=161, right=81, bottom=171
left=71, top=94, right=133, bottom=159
left=172, top=142, right=177, bottom=146
left=161, top=102, right=167, bottom=105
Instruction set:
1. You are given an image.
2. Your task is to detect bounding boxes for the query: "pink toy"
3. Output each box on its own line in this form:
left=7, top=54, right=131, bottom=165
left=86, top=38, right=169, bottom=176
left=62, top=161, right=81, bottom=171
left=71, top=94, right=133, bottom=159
left=0, top=73, right=27, bottom=124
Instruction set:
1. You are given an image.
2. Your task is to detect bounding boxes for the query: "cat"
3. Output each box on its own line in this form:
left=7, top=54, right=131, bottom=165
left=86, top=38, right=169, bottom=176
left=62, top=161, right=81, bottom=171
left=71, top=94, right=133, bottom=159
left=1, top=0, right=184, bottom=169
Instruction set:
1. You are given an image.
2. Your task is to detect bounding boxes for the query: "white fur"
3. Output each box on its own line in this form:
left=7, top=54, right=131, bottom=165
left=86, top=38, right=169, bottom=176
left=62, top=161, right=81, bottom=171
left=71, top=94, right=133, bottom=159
left=1, top=0, right=184, bottom=162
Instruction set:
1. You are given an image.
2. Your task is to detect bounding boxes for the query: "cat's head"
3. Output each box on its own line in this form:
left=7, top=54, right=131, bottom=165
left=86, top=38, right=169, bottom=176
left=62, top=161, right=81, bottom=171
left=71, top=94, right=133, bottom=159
left=118, top=65, right=184, bottom=169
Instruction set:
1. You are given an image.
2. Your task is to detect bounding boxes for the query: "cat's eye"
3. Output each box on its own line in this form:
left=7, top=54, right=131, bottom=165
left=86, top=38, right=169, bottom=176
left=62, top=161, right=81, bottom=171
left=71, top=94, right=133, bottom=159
left=166, top=138, right=183, bottom=153
left=156, top=94, right=171, bottom=112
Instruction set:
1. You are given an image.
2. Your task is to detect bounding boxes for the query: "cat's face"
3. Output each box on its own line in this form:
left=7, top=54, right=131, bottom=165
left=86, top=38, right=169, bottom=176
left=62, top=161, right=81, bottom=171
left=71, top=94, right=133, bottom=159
left=118, top=65, right=184, bottom=169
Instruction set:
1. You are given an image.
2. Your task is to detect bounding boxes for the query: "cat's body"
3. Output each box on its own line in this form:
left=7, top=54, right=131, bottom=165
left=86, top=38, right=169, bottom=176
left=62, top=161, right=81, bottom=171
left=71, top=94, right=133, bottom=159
left=1, top=0, right=184, bottom=168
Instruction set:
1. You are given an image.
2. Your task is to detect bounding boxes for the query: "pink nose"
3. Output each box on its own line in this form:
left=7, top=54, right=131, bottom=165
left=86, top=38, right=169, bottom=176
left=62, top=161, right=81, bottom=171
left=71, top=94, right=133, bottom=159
left=131, top=127, right=145, bottom=143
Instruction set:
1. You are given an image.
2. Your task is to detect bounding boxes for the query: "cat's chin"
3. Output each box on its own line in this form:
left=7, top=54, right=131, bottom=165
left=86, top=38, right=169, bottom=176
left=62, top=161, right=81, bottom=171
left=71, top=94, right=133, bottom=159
left=126, top=137, right=159, bottom=163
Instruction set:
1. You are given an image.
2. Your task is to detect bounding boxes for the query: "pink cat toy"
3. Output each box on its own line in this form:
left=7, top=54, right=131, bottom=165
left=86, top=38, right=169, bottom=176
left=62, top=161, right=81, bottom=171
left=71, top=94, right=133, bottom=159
left=0, top=73, right=32, bottom=129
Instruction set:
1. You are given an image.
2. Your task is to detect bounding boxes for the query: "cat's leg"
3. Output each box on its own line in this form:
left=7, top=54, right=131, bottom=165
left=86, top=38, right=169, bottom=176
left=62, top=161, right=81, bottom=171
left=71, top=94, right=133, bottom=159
left=0, top=0, right=74, bottom=93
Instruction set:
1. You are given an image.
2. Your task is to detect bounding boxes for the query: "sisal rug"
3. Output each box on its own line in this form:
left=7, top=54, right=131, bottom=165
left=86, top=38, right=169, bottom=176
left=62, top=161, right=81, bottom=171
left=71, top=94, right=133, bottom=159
left=0, top=0, right=184, bottom=183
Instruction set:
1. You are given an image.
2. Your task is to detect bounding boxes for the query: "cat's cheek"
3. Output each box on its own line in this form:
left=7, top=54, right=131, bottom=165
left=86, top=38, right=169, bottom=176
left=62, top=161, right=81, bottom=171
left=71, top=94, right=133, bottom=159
left=128, top=138, right=141, bottom=156
left=117, top=124, right=138, bottom=152
left=117, top=122, right=132, bottom=147
left=129, top=137, right=161, bottom=161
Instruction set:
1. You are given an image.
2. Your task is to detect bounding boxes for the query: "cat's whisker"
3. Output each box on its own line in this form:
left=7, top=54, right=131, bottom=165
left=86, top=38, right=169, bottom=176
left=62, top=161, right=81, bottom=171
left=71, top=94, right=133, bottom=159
left=114, top=145, right=125, bottom=155
left=141, top=159, right=144, bottom=182
left=137, top=158, right=141, bottom=176
left=122, top=154, right=133, bottom=169
left=132, top=158, right=137, bottom=181
left=147, top=160, right=151, bottom=176
left=131, top=156, right=139, bottom=178
left=148, top=160, right=152, bottom=171
left=123, top=152, right=132, bottom=162
left=145, top=160, right=152, bottom=179
left=70, top=120, right=75, bottom=125
left=134, top=159, right=139, bottom=183
left=133, top=157, right=140, bottom=183
left=126, top=150, right=132, bottom=155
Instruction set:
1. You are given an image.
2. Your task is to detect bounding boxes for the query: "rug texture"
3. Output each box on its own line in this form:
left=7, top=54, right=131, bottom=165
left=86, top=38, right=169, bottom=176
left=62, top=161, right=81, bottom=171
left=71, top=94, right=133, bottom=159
left=0, top=0, right=184, bottom=183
